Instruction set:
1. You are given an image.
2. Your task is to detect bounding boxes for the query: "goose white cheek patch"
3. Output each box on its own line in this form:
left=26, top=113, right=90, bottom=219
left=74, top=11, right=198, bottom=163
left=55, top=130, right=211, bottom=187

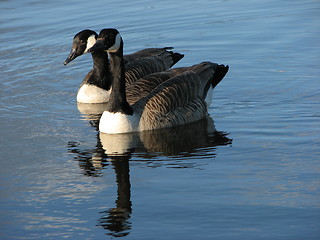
left=84, top=34, right=97, bottom=53
left=108, top=33, right=122, bottom=52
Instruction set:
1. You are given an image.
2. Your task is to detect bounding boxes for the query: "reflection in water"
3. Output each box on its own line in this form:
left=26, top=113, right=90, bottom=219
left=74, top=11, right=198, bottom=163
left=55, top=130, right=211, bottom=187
left=77, top=102, right=107, bottom=130
left=68, top=104, right=232, bottom=237
left=68, top=142, right=133, bottom=237
left=97, top=156, right=132, bottom=237
left=68, top=134, right=107, bottom=177
left=77, top=102, right=107, bottom=116
left=99, top=116, right=232, bottom=160
left=139, top=116, right=231, bottom=157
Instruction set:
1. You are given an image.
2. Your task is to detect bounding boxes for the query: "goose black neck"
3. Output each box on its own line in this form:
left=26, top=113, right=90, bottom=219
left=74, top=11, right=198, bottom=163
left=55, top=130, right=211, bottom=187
left=89, top=51, right=111, bottom=90
left=106, top=46, right=133, bottom=115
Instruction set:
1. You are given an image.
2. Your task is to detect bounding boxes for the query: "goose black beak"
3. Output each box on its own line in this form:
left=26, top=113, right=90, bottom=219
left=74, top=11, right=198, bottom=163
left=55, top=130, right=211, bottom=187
left=88, top=40, right=105, bottom=53
left=64, top=49, right=79, bottom=65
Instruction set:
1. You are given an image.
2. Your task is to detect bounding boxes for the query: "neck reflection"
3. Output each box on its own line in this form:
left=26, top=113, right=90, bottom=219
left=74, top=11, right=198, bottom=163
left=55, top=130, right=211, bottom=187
left=98, top=156, right=132, bottom=237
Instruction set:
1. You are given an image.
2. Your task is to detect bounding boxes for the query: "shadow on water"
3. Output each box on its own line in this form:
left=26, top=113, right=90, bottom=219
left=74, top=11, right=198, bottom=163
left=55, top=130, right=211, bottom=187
left=68, top=103, right=232, bottom=237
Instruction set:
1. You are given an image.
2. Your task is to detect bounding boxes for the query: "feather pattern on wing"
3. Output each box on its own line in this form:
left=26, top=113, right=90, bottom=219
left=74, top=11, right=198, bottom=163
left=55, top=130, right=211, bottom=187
left=123, top=47, right=174, bottom=63
left=124, top=50, right=182, bottom=86
left=132, top=62, right=220, bottom=131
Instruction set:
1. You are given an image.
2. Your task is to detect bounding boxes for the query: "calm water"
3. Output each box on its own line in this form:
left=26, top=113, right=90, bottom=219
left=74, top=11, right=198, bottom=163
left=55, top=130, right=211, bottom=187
left=1, top=0, right=319, bottom=239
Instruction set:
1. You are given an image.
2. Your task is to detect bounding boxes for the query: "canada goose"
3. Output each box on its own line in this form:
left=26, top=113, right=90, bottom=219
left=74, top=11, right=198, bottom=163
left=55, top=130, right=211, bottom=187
left=64, top=30, right=183, bottom=103
left=88, top=28, right=229, bottom=134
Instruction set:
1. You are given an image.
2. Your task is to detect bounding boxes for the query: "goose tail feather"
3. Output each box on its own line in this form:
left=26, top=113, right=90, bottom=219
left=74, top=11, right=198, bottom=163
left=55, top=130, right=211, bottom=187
left=170, top=52, right=184, bottom=67
left=212, top=64, right=229, bottom=88
left=162, top=47, right=184, bottom=67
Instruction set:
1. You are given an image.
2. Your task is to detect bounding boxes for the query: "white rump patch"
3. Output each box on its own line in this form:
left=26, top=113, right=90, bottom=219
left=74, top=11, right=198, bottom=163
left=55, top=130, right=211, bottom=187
left=108, top=33, right=122, bottom=52
left=77, top=84, right=111, bottom=103
left=84, top=34, right=97, bottom=53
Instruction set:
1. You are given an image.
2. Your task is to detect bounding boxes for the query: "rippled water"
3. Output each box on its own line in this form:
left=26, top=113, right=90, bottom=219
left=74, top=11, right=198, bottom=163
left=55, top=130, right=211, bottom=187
left=1, top=0, right=319, bottom=239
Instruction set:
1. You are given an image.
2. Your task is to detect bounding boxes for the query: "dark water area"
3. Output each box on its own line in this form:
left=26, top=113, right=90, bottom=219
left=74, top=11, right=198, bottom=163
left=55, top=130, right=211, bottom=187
left=1, top=0, right=319, bottom=239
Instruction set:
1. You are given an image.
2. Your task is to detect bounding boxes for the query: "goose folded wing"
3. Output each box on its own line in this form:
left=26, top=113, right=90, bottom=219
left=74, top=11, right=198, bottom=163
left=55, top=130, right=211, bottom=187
left=137, top=64, right=216, bottom=130
left=123, top=47, right=174, bottom=63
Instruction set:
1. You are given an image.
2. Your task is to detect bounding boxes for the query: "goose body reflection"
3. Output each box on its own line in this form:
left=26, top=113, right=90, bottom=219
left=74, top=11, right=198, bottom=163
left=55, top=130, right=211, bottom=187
left=99, top=116, right=231, bottom=157
left=77, top=102, right=107, bottom=116
left=76, top=102, right=107, bottom=130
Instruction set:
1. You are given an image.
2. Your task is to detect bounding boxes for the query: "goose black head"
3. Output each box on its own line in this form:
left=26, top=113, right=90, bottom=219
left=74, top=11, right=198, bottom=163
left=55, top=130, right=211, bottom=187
left=88, top=28, right=123, bottom=53
left=64, top=29, right=98, bottom=65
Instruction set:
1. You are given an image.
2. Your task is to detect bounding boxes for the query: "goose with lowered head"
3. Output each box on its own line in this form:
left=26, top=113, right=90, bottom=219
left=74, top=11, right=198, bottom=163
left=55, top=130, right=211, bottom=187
left=89, top=28, right=229, bottom=134
left=64, top=29, right=183, bottom=103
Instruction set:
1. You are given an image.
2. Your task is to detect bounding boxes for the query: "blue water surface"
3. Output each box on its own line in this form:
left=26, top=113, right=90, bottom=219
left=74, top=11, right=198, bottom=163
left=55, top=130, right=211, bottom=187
left=0, top=0, right=319, bottom=239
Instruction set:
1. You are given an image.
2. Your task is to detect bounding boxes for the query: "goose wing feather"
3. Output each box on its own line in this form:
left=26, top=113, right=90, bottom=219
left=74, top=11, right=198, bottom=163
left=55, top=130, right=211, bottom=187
left=125, top=64, right=205, bottom=105
left=126, top=71, right=176, bottom=104
left=123, top=47, right=173, bottom=63
left=124, top=50, right=184, bottom=86
left=136, top=62, right=222, bottom=130
left=126, top=62, right=228, bottom=106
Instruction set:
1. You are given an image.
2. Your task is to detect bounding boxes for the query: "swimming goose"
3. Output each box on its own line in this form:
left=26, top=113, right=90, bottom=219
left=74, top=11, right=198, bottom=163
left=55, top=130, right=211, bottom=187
left=64, top=30, right=183, bottom=103
left=88, top=28, right=229, bottom=134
